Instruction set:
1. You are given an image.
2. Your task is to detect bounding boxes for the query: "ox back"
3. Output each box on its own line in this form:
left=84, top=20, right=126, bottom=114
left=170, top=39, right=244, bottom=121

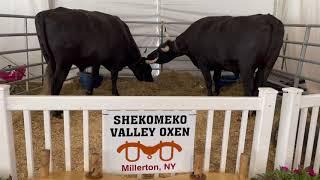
left=35, top=7, right=153, bottom=99
left=147, top=14, right=284, bottom=96
left=180, top=14, right=284, bottom=96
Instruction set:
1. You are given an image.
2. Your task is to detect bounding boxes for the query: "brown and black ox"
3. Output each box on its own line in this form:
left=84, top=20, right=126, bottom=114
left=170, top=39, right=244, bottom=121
left=35, top=7, right=153, bottom=97
left=146, top=14, right=284, bottom=96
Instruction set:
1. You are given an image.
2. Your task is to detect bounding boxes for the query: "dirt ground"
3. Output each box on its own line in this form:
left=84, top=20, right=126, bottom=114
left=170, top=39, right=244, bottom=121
left=11, top=71, right=281, bottom=179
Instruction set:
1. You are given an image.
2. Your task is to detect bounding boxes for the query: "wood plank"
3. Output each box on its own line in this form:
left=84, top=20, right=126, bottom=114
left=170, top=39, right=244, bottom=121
left=23, top=110, right=34, bottom=177
left=293, top=108, right=308, bottom=168
left=43, top=110, right=52, bottom=172
left=63, top=110, right=71, bottom=171
left=82, top=110, right=89, bottom=172
left=304, top=106, right=319, bottom=167
left=220, top=110, right=232, bottom=172
left=32, top=172, right=239, bottom=180
left=204, top=110, right=214, bottom=172
left=7, top=96, right=261, bottom=111
left=236, top=110, right=249, bottom=173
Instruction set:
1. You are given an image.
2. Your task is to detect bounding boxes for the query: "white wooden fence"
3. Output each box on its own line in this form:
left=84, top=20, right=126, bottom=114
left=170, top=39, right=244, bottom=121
left=0, top=84, right=278, bottom=179
left=275, top=87, right=320, bottom=173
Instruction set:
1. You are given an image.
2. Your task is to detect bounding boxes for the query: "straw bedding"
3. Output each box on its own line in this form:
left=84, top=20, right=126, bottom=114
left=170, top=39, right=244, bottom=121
left=11, top=71, right=280, bottom=179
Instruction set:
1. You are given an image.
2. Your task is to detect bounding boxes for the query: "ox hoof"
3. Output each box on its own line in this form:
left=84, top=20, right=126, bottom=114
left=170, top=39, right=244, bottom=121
left=249, top=111, right=256, bottom=117
left=52, top=111, right=63, bottom=119
left=85, top=90, right=93, bottom=95
left=207, top=92, right=214, bottom=96
left=190, top=173, right=206, bottom=180
left=112, top=92, right=120, bottom=96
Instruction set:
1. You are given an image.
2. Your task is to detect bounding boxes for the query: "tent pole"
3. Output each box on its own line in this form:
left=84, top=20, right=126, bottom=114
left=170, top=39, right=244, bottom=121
left=48, top=0, right=55, bottom=9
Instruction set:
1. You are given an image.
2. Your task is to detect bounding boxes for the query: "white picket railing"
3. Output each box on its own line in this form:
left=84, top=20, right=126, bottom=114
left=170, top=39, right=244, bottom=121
left=275, top=87, right=320, bottom=173
left=0, top=84, right=278, bottom=179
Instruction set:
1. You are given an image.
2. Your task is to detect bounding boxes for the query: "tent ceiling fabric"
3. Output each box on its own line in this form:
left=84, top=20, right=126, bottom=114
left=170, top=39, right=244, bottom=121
left=1, top=0, right=320, bottom=92
left=49, top=0, right=55, bottom=9
left=274, top=0, right=320, bottom=93
left=0, top=0, right=49, bottom=74
left=54, top=0, right=275, bottom=21
left=0, top=0, right=275, bottom=79
left=54, top=0, right=159, bottom=21
left=52, top=0, right=275, bottom=54
left=0, top=0, right=49, bottom=15
left=54, top=0, right=161, bottom=62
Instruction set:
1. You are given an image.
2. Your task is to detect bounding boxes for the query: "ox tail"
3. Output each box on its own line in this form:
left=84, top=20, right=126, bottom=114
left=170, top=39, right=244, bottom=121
left=35, top=12, right=55, bottom=94
left=262, top=15, right=285, bottom=82
left=35, top=12, right=56, bottom=73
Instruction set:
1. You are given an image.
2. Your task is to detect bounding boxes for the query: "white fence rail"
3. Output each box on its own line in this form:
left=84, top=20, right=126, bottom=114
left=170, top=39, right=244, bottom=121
left=0, top=85, right=279, bottom=179
left=275, top=88, right=320, bottom=174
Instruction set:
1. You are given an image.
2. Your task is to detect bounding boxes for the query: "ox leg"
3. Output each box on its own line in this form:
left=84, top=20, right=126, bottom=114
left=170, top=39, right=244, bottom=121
left=51, top=65, right=71, bottom=95
left=51, top=64, right=71, bottom=118
left=199, top=65, right=213, bottom=96
left=42, top=63, right=55, bottom=95
left=86, top=65, right=100, bottom=95
left=213, top=69, right=222, bottom=96
left=253, top=68, right=265, bottom=96
left=241, top=67, right=256, bottom=117
left=240, top=68, right=255, bottom=96
left=111, top=71, right=119, bottom=96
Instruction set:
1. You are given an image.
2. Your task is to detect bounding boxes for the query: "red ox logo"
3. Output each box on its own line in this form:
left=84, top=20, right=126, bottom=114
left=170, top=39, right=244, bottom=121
left=117, top=141, right=182, bottom=162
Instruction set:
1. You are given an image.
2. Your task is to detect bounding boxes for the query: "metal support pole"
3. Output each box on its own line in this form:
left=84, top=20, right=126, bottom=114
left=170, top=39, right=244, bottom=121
left=41, top=53, right=44, bottom=85
left=281, top=34, right=288, bottom=71
left=24, top=18, right=30, bottom=93
left=48, top=0, right=55, bottom=9
left=160, top=22, right=164, bottom=44
left=293, top=27, right=311, bottom=87
left=160, top=22, right=164, bottom=72
left=273, top=0, right=278, bottom=16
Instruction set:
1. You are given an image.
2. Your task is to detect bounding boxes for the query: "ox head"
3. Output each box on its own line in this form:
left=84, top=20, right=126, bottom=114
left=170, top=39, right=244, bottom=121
left=145, top=40, right=180, bottom=64
left=130, top=58, right=154, bottom=82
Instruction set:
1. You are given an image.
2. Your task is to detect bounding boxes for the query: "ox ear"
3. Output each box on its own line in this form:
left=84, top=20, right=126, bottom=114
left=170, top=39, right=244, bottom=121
left=164, top=32, right=170, bottom=40
left=141, top=56, right=157, bottom=64
left=145, top=59, right=158, bottom=64
left=161, top=45, right=170, bottom=52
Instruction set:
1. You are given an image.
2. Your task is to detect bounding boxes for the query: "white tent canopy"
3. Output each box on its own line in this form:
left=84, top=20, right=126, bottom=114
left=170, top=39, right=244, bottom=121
left=2, top=0, right=320, bottom=92
left=274, top=0, right=320, bottom=93
left=0, top=0, right=275, bottom=80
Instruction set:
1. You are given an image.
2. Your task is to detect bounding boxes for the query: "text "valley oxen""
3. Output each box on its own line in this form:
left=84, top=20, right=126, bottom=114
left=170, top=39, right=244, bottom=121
left=146, top=14, right=284, bottom=96
left=35, top=7, right=153, bottom=97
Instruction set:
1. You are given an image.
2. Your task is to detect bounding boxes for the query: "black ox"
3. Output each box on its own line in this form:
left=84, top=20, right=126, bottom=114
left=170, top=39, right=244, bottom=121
left=146, top=14, right=284, bottom=96
left=35, top=7, right=153, bottom=97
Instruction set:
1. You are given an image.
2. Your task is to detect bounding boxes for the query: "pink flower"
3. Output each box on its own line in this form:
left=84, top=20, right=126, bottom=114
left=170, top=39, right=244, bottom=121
left=293, top=168, right=301, bottom=174
left=280, top=166, right=289, bottom=172
left=307, top=168, right=317, bottom=177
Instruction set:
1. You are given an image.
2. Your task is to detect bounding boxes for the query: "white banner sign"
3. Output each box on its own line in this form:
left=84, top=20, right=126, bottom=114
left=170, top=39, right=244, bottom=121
left=102, top=110, right=196, bottom=174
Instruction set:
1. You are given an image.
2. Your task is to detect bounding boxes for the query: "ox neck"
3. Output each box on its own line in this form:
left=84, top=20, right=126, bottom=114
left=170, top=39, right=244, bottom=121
left=172, top=40, right=179, bottom=52
left=128, top=58, right=142, bottom=69
left=173, top=37, right=187, bottom=55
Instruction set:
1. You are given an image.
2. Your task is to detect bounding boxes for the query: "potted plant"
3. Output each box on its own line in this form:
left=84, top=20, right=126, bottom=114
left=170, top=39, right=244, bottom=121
left=0, top=175, right=12, bottom=180
left=252, top=166, right=319, bottom=180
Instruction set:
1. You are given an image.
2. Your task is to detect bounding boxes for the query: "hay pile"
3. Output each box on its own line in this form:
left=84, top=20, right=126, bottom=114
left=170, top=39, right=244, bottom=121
left=12, top=71, right=279, bottom=179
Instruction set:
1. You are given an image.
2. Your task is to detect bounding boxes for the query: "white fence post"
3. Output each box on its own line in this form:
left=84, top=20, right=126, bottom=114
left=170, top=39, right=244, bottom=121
left=249, top=88, right=278, bottom=178
left=274, top=87, right=303, bottom=170
left=0, top=85, right=17, bottom=180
